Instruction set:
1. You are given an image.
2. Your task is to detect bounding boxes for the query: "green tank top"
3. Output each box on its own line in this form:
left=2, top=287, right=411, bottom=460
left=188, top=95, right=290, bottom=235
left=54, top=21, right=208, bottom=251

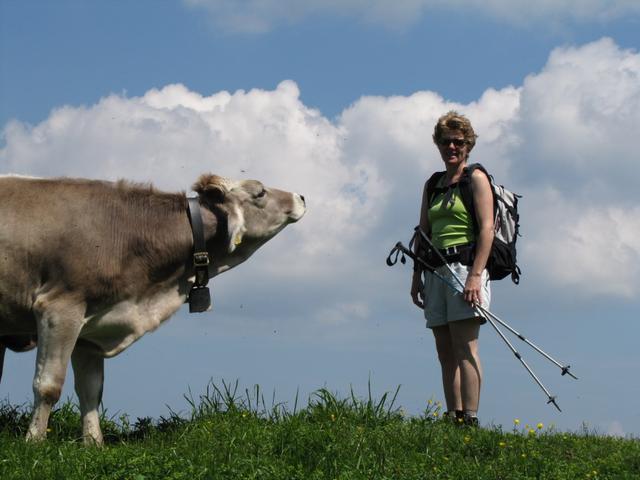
left=428, top=183, right=476, bottom=249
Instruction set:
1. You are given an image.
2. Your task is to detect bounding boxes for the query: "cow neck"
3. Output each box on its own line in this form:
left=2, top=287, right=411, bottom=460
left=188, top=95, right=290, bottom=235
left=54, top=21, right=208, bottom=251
left=186, top=197, right=212, bottom=313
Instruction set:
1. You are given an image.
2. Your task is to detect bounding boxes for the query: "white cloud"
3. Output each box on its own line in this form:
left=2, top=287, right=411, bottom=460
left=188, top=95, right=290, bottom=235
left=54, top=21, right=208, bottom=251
left=314, top=302, right=370, bottom=326
left=335, top=86, right=521, bottom=237
left=515, top=38, right=640, bottom=198
left=2, top=38, right=640, bottom=300
left=183, top=0, right=430, bottom=33
left=0, top=81, right=385, bottom=275
left=505, top=39, right=640, bottom=297
left=523, top=190, right=640, bottom=298
left=183, top=0, right=640, bottom=33
left=449, top=0, right=640, bottom=25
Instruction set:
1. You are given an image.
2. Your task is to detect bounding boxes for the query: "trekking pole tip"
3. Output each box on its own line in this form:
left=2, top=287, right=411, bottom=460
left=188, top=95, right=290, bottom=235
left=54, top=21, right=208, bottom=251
left=561, top=365, right=578, bottom=380
left=547, top=396, right=562, bottom=412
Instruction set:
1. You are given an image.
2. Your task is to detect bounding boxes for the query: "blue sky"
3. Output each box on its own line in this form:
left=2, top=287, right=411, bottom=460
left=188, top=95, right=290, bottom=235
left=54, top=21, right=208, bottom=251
left=2, top=0, right=640, bottom=438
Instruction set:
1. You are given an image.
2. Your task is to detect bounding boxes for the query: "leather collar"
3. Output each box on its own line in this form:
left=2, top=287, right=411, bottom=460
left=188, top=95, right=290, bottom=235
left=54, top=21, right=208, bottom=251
left=186, top=197, right=211, bottom=312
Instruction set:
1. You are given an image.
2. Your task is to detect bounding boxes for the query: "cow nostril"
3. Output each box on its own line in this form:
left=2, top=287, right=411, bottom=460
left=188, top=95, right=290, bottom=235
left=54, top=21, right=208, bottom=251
left=300, top=194, right=305, bottom=204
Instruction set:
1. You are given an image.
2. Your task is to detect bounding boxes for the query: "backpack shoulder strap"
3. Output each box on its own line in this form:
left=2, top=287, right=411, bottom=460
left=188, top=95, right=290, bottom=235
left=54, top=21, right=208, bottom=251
left=462, top=163, right=491, bottom=183
left=426, top=171, right=446, bottom=206
left=458, top=163, right=492, bottom=233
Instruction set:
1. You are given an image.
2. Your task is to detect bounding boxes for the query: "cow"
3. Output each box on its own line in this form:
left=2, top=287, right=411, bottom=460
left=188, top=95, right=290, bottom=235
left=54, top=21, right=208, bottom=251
left=0, top=173, right=306, bottom=444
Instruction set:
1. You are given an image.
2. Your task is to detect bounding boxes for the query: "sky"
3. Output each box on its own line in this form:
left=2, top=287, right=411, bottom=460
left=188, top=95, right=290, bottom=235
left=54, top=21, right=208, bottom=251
left=1, top=0, right=639, bottom=438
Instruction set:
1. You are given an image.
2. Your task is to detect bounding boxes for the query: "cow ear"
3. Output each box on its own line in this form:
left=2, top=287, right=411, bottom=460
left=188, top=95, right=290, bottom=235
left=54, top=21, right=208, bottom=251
left=192, top=174, right=227, bottom=203
left=226, top=205, right=246, bottom=253
left=192, top=174, right=245, bottom=252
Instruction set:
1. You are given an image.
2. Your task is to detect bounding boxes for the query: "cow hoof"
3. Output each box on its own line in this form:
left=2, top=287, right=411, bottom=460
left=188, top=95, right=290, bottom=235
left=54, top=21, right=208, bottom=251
left=25, top=430, right=46, bottom=443
left=83, top=435, right=104, bottom=447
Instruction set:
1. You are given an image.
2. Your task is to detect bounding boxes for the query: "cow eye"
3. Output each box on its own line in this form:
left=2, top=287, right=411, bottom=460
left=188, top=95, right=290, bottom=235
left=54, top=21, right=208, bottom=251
left=256, top=188, right=267, bottom=198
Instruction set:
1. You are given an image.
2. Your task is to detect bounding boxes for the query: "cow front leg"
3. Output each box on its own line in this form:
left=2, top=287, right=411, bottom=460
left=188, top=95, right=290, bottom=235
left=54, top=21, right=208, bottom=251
left=71, top=342, right=104, bottom=445
left=27, top=296, right=85, bottom=442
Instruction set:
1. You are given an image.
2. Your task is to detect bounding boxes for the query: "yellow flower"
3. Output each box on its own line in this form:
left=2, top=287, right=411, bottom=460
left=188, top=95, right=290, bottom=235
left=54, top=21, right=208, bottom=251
left=521, top=453, right=527, bottom=458
left=330, top=414, right=336, bottom=421
left=433, top=411, right=439, bottom=418
left=499, top=441, right=507, bottom=448
left=537, top=422, right=544, bottom=430
left=514, top=418, right=520, bottom=425
left=428, top=399, right=433, bottom=405
left=528, top=429, right=536, bottom=436
left=463, top=436, right=471, bottom=443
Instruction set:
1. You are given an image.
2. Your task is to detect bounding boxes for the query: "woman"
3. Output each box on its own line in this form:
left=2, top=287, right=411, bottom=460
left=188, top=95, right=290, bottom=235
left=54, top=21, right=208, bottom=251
left=411, top=111, right=494, bottom=426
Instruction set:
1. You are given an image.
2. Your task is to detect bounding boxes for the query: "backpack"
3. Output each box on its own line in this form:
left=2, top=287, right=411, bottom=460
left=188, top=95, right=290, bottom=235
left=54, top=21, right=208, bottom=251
left=426, top=163, right=522, bottom=284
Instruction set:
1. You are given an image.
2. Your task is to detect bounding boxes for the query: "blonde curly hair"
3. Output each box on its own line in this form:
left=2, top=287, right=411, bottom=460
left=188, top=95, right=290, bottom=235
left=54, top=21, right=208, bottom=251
left=432, top=111, right=478, bottom=152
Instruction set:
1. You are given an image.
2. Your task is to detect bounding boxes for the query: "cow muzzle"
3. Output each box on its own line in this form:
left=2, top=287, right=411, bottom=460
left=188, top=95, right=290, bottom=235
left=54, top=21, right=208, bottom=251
left=289, top=193, right=306, bottom=221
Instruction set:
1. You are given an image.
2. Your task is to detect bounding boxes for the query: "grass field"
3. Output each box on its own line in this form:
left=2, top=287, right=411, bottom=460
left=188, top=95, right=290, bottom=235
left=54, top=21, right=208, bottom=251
left=1, top=381, right=639, bottom=479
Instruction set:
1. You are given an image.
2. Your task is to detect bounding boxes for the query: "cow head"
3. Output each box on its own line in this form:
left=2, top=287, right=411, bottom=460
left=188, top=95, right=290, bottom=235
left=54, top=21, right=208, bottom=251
left=193, top=174, right=306, bottom=272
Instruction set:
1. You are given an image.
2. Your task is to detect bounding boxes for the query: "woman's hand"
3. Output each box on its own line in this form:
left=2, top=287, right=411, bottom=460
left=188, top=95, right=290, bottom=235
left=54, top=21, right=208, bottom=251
left=411, top=274, right=424, bottom=309
left=463, top=273, right=482, bottom=306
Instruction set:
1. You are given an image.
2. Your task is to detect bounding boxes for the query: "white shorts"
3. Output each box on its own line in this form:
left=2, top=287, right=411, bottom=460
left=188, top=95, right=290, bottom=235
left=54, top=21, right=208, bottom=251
left=423, top=262, right=491, bottom=329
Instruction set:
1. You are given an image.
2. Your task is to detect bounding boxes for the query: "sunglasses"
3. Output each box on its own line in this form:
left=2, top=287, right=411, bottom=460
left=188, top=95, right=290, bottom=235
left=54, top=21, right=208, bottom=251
left=438, top=138, right=466, bottom=147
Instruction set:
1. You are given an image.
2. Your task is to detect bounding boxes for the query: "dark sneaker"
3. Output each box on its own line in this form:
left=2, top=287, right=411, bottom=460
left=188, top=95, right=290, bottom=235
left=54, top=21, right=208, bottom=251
left=463, top=413, right=479, bottom=427
left=442, top=410, right=464, bottom=424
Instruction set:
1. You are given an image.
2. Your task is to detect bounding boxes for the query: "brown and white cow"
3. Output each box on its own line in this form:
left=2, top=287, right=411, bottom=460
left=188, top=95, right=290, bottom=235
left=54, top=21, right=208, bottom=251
left=0, top=173, right=305, bottom=444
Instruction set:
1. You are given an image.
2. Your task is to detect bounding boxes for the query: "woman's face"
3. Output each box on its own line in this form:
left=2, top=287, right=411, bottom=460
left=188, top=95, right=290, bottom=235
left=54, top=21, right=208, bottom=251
left=436, top=130, right=468, bottom=167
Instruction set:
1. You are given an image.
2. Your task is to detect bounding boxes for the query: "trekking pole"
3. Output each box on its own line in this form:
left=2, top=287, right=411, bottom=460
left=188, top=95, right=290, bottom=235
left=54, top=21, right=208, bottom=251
left=412, top=229, right=577, bottom=380
left=387, top=241, right=566, bottom=412
left=475, top=307, right=577, bottom=379
left=473, top=305, right=563, bottom=411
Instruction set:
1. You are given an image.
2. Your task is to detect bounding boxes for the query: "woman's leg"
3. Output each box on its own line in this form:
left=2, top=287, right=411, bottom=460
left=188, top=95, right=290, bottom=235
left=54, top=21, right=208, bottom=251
left=448, top=318, right=482, bottom=413
left=432, top=325, right=462, bottom=413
